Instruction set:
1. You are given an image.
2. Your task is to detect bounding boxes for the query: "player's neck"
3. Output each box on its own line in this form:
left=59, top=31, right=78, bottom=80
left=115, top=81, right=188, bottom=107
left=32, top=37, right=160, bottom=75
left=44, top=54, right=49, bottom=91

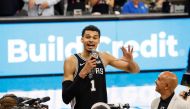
left=81, top=51, right=91, bottom=59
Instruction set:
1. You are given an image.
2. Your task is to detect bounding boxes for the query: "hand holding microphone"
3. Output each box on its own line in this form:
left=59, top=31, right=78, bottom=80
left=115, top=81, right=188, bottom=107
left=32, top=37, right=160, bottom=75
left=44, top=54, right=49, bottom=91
left=79, top=52, right=97, bottom=79
left=79, top=49, right=98, bottom=79
left=88, top=49, right=98, bottom=79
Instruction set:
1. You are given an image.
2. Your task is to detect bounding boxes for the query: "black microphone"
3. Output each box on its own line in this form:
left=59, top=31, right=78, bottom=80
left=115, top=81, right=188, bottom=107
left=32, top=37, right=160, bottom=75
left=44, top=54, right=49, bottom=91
left=17, top=97, right=31, bottom=106
left=17, top=97, right=30, bottom=102
left=89, top=49, right=98, bottom=79
left=22, top=98, right=39, bottom=105
left=21, top=96, right=50, bottom=105
left=36, top=96, right=50, bottom=104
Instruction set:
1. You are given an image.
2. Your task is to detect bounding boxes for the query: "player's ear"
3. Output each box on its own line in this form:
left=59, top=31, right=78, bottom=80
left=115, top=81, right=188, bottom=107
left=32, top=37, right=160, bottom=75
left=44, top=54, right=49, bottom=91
left=81, top=37, right=84, bottom=43
left=98, top=37, right=100, bottom=44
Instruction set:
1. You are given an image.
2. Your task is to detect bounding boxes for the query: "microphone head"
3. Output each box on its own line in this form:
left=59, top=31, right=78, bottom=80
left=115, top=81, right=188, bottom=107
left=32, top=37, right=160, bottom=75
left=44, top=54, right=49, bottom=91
left=40, top=96, right=50, bottom=103
left=90, top=49, right=98, bottom=59
left=35, top=97, right=50, bottom=104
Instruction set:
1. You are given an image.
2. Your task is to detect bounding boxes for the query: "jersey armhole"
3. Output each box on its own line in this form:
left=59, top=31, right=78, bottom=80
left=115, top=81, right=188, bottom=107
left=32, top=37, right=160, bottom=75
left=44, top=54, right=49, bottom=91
left=73, top=54, right=79, bottom=79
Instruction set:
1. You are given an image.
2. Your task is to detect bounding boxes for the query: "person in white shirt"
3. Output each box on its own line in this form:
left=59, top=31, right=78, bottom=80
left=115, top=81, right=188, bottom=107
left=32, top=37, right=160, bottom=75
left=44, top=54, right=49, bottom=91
left=151, top=71, right=188, bottom=109
left=23, top=0, right=60, bottom=16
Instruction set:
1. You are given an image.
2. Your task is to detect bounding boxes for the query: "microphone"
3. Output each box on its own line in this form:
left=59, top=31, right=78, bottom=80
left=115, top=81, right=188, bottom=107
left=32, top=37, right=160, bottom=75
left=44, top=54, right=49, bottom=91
left=21, top=96, right=50, bottom=105
left=89, top=49, right=98, bottom=79
left=17, top=97, right=31, bottom=102
left=36, top=96, right=50, bottom=104
left=17, top=97, right=31, bottom=106
left=22, top=98, right=39, bottom=105
left=90, top=49, right=98, bottom=59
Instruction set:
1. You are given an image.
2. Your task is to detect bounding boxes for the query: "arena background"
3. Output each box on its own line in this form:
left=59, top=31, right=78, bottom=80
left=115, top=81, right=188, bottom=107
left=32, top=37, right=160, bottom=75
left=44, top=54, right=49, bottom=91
left=0, top=14, right=190, bottom=109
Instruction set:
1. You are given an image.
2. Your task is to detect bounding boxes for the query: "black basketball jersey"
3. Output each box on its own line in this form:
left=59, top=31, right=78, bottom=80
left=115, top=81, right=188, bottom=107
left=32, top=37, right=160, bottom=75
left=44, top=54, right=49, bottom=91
left=71, top=53, right=107, bottom=109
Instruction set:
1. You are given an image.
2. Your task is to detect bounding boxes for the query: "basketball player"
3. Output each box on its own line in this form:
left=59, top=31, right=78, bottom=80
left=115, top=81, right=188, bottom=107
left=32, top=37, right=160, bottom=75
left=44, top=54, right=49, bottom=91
left=62, top=25, right=140, bottom=109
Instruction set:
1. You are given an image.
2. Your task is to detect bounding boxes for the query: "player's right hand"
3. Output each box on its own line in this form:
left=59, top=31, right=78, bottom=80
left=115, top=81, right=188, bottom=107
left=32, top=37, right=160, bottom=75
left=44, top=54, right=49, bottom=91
left=79, top=56, right=96, bottom=78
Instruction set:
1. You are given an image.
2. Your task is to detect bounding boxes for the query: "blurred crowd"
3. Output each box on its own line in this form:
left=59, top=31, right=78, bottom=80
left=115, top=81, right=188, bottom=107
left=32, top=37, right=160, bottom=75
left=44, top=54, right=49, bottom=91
left=0, top=0, right=188, bottom=17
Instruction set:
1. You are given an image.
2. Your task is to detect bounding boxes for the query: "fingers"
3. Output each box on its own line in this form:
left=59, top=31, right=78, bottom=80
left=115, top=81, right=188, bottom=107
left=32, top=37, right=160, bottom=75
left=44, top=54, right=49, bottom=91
left=128, top=45, right=133, bottom=53
left=81, top=58, right=96, bottom=76
left=121, top=46, right=127, bottom=54
left=128, top=45, right=130, bottom=52
left=131, top=46, right=133, bottom=53
left=86, top=58, right=97, bottom=68
left=90, top=59, right=97, bottom=67
left=121, top=45, right=133, bottom=53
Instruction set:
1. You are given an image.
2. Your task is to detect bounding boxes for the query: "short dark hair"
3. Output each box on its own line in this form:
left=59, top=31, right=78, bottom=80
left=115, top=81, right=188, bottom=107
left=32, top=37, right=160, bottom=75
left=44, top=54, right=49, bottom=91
left=82, top=25, right=101, bottom=37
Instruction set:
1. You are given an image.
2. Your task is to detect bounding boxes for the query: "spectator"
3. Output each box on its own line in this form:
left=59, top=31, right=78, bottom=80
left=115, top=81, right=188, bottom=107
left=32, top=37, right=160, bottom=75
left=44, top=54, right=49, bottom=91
left=151, top=71, right=188, bottom=109
left=122, top=0, right=148, bottom=14
left=23, top=0, right=60, bottom=16
left=0, top=0, right=24, bottom=16
left=54, top=0, right=64, bottom=15
left=90, top=0, right=114, bottom=15
left=66, top=0, right=86, bottom=16
left=113, top=0, right=126, bottom=14
left=162, top=0, right=170, bottom=13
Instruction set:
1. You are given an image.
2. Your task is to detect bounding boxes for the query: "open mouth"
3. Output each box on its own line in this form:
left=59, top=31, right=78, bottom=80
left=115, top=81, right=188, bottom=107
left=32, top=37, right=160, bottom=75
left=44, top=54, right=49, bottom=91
left=87, top=44, right=95, bottom=49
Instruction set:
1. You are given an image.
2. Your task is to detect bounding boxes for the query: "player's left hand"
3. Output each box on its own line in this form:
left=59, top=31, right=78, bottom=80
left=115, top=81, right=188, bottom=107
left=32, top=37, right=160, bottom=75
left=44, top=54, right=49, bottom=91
left=120, top=45, right=133, bottom=62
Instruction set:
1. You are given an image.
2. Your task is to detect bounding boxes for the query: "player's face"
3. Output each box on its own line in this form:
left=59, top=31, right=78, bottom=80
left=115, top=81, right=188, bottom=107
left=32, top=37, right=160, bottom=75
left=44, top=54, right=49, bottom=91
left=81, top=30, right=100, bottom=52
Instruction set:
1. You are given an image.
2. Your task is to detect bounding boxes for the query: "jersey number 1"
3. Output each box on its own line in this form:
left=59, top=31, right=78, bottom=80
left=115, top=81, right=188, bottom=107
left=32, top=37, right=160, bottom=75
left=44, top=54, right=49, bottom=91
left=91, top=80, right=96, bottom=91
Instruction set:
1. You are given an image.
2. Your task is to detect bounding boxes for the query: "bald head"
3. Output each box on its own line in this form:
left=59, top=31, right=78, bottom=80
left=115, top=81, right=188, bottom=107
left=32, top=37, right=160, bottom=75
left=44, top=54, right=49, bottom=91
left=159, top=71, right=178, bottom=92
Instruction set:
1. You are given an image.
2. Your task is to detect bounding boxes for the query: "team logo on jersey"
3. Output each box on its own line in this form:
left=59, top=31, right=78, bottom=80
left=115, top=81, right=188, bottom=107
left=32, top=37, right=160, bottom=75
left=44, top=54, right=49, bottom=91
left=96, top=60, right=101, bottom=64
left=79, top=63, right=85, bottom=66
left=88, top=68, right=104, bottom=79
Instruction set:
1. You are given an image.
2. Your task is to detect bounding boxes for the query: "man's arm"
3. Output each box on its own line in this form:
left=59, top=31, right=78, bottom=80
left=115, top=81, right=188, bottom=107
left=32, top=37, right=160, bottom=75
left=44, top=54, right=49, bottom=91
left=62, top=56, right=76, bottom=104
left=62, top=55, right=97, bottom=104
left=102, top=46, right=140, bottom=73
